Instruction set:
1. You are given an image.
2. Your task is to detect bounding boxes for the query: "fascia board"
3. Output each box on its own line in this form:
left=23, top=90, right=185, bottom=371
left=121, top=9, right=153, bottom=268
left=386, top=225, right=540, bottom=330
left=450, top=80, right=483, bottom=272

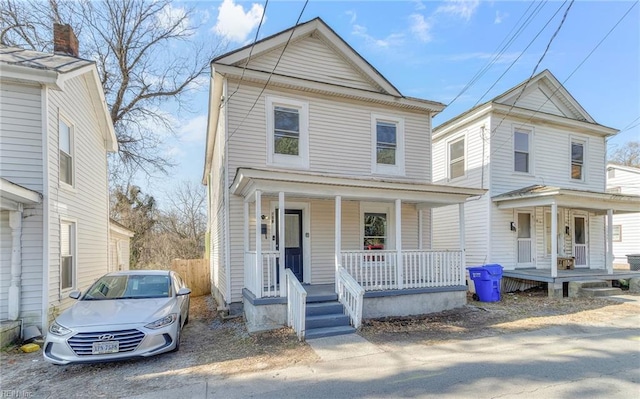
left=0, top=63, right=63, bottom=89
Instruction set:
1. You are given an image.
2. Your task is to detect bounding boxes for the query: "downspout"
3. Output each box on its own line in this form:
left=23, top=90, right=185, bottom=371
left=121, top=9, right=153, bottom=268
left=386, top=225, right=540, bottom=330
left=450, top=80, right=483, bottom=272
left=41, top=85, right=51, bottom=332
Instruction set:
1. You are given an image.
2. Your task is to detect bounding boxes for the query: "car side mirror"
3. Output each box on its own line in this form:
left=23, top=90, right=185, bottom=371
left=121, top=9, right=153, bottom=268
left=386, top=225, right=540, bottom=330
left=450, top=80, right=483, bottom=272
left=69, top=291, right=81, bottom=299
left=177, top=288, right=191, bottom=296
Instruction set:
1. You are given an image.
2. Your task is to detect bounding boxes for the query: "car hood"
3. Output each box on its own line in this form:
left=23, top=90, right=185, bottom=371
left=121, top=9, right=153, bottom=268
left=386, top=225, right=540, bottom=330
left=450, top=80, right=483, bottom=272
left=56, top=298, right=175, bottom=328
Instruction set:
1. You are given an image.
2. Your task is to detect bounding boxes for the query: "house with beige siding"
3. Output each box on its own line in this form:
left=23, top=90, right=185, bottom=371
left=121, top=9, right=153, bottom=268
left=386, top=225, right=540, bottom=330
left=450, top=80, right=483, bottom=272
left=203, top=18, right=484, bottom=338
left=606, top=163, right=640, bottom=268
left=432, top=70, right=640, bottom=297
left=109, top=219, right=134, bottom=272
left=0, top=24, right=117, bottom=342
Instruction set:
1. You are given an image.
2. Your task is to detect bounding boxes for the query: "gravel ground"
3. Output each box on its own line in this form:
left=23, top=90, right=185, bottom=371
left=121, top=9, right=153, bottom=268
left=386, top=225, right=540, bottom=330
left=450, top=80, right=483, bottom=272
left=1, top=289, right=638, bottom=398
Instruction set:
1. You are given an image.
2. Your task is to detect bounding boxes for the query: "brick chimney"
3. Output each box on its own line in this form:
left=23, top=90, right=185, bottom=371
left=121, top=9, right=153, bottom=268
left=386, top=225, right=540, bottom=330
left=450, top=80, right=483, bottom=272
left=53, top=23, right=79, bottom=57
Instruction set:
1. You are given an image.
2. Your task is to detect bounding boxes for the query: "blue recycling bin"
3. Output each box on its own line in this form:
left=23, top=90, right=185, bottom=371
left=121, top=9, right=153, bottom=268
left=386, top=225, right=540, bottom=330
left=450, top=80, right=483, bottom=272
left=467, top=264, right=503, bottom=302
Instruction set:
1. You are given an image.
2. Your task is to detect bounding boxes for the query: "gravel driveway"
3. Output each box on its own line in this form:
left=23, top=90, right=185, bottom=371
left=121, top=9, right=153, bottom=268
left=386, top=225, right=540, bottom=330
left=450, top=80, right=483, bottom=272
left=1, top=289, right=637, bottom=398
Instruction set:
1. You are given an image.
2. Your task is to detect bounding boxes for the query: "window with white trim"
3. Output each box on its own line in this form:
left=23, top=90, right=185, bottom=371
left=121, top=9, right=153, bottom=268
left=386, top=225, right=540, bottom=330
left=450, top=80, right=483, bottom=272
left=448, top=137, right=465, bottom=179
left=363, top=212, right=387, bottom=250
left=371, top=114, right=404, bottom=175
left=59, top=118, right=73, bottom=185
left=266, top=96, right=308, bottom=168
left=514, top=129, right=531, bottom=173
left=60, top=221, right=76, bottom=290
left=612, top=225, right=622, bottom=242
left=571, top=139, right=586, bottom=181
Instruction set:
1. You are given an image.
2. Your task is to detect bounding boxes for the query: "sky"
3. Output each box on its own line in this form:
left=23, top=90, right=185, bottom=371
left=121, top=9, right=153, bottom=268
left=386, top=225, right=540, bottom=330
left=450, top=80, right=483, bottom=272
left=148, top=0, right=640, bottom=206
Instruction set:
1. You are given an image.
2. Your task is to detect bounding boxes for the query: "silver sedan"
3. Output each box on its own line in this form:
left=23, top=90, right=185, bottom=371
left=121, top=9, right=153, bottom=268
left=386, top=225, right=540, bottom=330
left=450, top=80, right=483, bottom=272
left=43, top=270, right=190, bottom=365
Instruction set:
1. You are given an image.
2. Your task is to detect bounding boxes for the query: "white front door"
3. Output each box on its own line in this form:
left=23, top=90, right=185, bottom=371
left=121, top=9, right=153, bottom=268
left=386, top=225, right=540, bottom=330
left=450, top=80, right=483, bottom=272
left=573, top=215, right=588, bottom=267
left=516, top=211, right=534, bottom=268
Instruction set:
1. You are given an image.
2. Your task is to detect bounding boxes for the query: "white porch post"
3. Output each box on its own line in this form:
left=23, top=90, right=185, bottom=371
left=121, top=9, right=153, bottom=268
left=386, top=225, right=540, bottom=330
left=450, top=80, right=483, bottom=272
left=418, top=209, right=423, bottom=250
left=459, top=203, right=466, bottom=285
left=551, top=202, right=558, bottom=278
left=278, top=192, right=286, bottom=296
left=335, top=196, right=342, bottom=292
left=255, top=190, right=262, bottom=297
left=396, top=199, right=403, bottom=290
left=243, top=201, right=249, bottom=253
left=607, top=209, right=613, bottom=275
left=8, top=209, right=23, bottom=321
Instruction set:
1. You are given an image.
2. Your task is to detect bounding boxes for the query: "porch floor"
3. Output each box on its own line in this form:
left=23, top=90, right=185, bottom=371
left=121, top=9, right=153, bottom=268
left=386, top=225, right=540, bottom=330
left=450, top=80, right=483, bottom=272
left=502, top=268, right=640, bottom=283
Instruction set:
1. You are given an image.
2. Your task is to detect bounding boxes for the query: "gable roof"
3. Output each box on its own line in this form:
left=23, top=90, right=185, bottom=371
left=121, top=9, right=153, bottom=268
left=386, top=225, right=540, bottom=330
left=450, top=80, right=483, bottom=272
left=214, top=17, right=402, bottom=97
left=0, top=45, right=117, bottom=152
left=434, top=69, right=617, bottom=138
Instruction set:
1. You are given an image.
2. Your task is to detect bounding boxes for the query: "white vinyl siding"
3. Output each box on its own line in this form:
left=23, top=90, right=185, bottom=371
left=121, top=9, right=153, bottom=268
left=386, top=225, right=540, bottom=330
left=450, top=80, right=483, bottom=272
left=47, top=75, right=110, bottom=316
left=607, top=166, right=640, bottom=264
left=226, top=84, right=431, bottom=182
left=247, top=35, right=382, bottom=92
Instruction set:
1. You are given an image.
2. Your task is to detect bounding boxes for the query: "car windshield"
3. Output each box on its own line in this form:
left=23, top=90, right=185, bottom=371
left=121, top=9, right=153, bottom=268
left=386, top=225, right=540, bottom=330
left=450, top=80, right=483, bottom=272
left=83, top=275, right=171, bottom=300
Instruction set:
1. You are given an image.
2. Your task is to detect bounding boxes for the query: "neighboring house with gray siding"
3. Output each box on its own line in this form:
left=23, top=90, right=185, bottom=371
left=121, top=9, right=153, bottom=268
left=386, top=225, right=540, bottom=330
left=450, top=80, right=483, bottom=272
left=203, top=18, right=483, bottom=337
left=0, top=24, right=117, bottom=339
left=431, top=70, right=640, bottom=296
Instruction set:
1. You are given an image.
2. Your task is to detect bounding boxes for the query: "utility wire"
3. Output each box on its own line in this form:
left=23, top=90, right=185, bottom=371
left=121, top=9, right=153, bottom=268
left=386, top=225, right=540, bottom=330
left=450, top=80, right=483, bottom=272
left=227, top=0, right=309, bottom=142
left=488, top=1, right=637, bottom=157
left=447, top=1, right=544, bottom=108
left=224, top=0, right=269, bottom=105
left=473, top=0, right=569, bottom=110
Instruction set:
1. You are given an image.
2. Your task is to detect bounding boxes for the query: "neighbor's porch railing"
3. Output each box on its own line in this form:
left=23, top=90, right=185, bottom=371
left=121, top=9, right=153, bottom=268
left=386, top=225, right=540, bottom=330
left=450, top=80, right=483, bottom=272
left=337, top=267, right=365, bottom=328
left=244, top=250, right=281, bottom=298
left=342, top=250, right=464, bottom=291
left=285, top=269, right=306, bottom=341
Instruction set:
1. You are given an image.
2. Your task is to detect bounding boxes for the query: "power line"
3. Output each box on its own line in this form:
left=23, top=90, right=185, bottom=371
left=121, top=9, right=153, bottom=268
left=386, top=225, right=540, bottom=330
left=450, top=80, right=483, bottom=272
left=447, top=1, right=545, bottom=108
left=473, top=0, right=569, bottom=109
left=227, top=0, right=309, bottom=143
left=224, top=0, right=269, bottom=105
left=488, top=1, right=637, bottom=157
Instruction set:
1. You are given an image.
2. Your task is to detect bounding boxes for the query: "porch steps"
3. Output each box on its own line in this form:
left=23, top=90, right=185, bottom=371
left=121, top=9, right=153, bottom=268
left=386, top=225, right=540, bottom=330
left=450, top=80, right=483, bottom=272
left=569, top=280, right=623, bottom=298
left=305, top=300, right=355, bottom=340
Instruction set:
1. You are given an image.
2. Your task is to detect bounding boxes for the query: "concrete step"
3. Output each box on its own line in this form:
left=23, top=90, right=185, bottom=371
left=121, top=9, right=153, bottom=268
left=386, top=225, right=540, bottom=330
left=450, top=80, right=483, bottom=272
left=306, top=313, right=350, bottom=330
left=306, top=293, right=338, bottom=303
left=306, top=301, right=343, bottom=316
left=579, top=287, right=623, bottom=297
left=305, top=325, right=356, bottom=340
left=578, top=280, right=610, bottom=289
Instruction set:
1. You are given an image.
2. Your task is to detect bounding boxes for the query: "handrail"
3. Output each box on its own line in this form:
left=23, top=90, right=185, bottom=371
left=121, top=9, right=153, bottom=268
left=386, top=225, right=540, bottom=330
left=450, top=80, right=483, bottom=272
left=337, top=267, right=365, bottom=329
left=285, top=269, right=306, bottom=341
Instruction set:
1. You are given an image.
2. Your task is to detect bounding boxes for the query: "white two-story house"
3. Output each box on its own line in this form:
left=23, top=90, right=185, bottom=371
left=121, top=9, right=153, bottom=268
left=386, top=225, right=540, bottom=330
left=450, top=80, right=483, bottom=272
left=0, top=24, right=117, bottom=343
left=606, top=163, right=640, bottom=268
left=203, top=18, right=483, bottom=338
left=432, top=70, right=640, bottom=297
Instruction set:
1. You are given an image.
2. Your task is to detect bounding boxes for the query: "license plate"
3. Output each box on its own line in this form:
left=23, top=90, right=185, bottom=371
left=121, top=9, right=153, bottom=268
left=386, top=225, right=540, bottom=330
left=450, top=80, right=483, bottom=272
left=92, top=341, right=119, bottom=354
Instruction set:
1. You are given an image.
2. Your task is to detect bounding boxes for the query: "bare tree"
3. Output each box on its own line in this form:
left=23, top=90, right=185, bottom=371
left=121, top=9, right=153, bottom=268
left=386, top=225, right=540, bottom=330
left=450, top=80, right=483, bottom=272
left=609, top=140, right=640, bottom=168
left=1, top=0, right=224, bottom=180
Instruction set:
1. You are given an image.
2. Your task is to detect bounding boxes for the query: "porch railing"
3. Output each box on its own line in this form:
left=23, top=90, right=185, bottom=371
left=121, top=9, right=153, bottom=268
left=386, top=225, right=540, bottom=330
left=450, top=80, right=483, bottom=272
left=285, top=269, right=306, bottom=341
left=337, top=267, right=365, bottom=329
left=244, top=251, right=281, bottom=298
left=342, top=250, right=464, bottom=291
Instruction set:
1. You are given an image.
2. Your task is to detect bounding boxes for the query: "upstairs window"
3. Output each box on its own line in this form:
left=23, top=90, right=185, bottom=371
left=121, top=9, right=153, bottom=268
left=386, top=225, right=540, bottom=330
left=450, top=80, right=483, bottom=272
left=514, top=129, right=530, bottom=173
left=371, top=114, right=404, bottom=175
left=266, top=96, right=308, bottom=168
left=59, top=118, right=73, bottom=186
left=448, top=137, right=465, bottom=179
left=376, top=121, right=397, bottom=165
left=571, top=140, right=585, bottom=181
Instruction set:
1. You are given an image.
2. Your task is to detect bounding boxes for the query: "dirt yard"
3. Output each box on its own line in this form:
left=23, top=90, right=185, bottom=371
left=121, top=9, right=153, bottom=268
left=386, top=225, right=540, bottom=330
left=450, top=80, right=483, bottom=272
left=1, top=289, right=638, bottom=398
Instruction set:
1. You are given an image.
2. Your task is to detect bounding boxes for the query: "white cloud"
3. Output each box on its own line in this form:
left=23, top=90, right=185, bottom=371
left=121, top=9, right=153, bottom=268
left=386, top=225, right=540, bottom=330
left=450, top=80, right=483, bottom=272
left=352, top=24, right=404, bottom=49
left=409, top=14, right=432, bottom=43
left=345, top=10, right=357, bottom=24
left=178, top=114, right=208, bottom=144
left=413, top=1, right=427, bottom=11
left=436, top=0, right=480, bottom=21
left=494, top=10, right=508, bottom=24
left=212, top=0, right=265, bottom=43
left=157, top=4, right=189, bottom=32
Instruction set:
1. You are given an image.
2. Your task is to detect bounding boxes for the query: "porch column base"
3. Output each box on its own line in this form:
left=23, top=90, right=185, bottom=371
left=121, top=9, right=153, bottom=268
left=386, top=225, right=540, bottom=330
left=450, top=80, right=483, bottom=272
left=547, top=282, right=563, bottom=298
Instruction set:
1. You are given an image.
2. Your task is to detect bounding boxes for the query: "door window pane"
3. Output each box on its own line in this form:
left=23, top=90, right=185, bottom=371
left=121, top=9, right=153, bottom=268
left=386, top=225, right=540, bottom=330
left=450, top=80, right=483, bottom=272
left=574, top=217, right=585, bottom=244
left=284, top=214, right=300, bottom=248
left=517, top=213, right=531, bottom=239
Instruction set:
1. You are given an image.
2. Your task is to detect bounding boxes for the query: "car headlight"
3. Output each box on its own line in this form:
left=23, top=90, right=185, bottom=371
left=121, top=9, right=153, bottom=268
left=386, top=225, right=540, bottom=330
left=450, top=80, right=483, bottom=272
left=49, top=321, right=72, bottom=336
left=144, top=313, right=177, bottom=329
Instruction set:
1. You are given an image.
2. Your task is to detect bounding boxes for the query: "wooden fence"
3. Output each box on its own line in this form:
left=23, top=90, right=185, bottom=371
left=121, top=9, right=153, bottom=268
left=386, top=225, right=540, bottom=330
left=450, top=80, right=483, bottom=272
left=170, top=259, right=210, bottom=297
